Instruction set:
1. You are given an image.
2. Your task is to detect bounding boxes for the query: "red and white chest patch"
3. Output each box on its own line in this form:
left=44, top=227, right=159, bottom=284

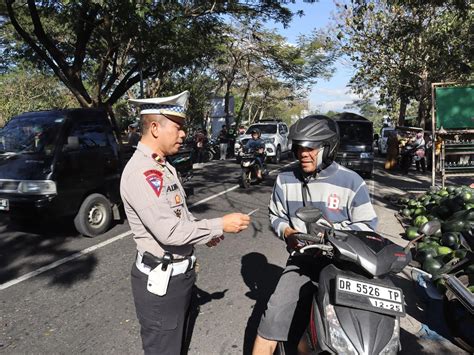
left=326, top=193, right=340, bottom=211
left=143, top=169, right=163, bottom=197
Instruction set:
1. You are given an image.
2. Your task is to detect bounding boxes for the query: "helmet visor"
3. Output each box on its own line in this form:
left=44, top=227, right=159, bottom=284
left=291, top=140, right=323, bottom=150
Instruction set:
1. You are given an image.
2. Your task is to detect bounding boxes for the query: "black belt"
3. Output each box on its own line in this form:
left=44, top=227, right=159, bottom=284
left=141, top=251, right=193, bottom=271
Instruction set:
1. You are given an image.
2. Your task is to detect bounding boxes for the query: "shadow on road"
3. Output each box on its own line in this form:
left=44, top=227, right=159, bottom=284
left=240, top=252, right=283, bottom=354
left=0, top=215, right=98, bottom=287
left=182, top=285, right=229, bottom=355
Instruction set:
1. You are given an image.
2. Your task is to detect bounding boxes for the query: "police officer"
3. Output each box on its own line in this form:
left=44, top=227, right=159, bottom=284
left=121, top=91, right=250, bottom=354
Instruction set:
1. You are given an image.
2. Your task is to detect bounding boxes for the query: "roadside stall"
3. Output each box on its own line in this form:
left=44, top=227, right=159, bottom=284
left=392, top=184, right=474, bottom=352
left=384, top=125, right=423, bottom=172
left=431, top=83, right=474, bottom=187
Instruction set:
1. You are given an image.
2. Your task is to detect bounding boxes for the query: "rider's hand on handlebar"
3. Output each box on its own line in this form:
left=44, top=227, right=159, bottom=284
left=284, top=227, right=306, bottom=250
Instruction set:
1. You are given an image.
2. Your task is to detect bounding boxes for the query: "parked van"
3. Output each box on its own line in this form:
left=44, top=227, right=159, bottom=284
left=0, top=108, right=193, bottom=237
left=333, top=112, right=374, bottom=178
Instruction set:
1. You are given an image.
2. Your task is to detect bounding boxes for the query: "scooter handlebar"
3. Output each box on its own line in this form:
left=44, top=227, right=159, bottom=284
left=292, top=232, right=323, bottom=243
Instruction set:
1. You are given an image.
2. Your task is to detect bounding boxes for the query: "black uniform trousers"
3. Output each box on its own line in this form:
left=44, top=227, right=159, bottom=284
left=131, top=263, right=196, bottom=355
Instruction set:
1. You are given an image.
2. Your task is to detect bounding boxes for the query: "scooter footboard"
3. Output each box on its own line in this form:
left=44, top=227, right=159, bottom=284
left=312, top=264, right=400, bottom=354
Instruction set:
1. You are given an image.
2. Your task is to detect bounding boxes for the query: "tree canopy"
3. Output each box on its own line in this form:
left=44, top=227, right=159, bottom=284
left=0, top=64, right=77, bottom=126
left=203, top=18, right=335, bottom=127
left=2, top=0, right=294, bottom=130
left=335, top=0, right=473, bottom=128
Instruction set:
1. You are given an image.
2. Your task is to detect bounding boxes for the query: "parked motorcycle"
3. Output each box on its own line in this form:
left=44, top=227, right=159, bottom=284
left=204, top=138, right=220, bottom=162
left=399, top=144, right=425, bottom=173
left=239, top=148, right=266, bottom=188
left=277, top=206, right=415, bottom=354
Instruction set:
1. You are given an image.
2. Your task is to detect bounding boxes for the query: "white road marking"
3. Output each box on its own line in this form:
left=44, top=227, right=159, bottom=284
left=0, top=161, right=295, bottom=290
left=0, top=231, right=131, bottom=290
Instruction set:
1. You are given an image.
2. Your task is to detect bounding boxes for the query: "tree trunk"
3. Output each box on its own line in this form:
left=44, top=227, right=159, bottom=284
left=236, top=81, right=251, bottom=127
left=100, top=103, right=122, bottom=145
left=224, top=79, right=233, bottom=127
left=398, top=97, right=408, bottom=126
left=418, top=71, right=430, bottom=129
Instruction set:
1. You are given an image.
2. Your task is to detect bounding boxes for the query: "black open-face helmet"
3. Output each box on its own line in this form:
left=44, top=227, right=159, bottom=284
left=289, top=115, right=340, bottom=170
left=250, top=128, right=261, bottom=138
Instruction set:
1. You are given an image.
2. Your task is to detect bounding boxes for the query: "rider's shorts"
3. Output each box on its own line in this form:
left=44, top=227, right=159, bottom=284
left=257, top=255, right=328, bottom=343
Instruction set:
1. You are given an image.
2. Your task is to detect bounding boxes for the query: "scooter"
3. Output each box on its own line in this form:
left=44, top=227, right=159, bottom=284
left=399, top=144, right=425, bottom=173
left=204, top=138, right=220, bottom=161
left=277, top=206, right=414, bottom=354
left=239, top=148, right=266, bottom=188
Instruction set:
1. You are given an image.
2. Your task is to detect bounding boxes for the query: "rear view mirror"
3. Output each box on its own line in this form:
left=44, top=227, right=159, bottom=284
left=64, top=136, right=79, bottom=151
left=419, top=220, right=441, bottom=236
left=295, top=207, right=323, bottom=224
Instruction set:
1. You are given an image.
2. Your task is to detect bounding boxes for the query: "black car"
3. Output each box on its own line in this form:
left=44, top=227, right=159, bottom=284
left=333, top=112, right=374, bottom=178
left=0, top=108, right=193, bottom=237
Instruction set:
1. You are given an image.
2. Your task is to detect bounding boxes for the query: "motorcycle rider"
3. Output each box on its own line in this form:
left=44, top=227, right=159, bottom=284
left=252, top=115, right=378, bottom=355
left=245, top=128, right=266, bottom=179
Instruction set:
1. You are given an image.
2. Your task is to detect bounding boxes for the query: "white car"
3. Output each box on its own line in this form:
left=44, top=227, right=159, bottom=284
left=235, top=120, right=291, bottom=163
left=378, top=127, right=395, bottom=155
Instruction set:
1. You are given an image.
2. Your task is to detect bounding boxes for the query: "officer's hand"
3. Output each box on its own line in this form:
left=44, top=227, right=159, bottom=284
left=222, top=213, right=250, bottom=233
left=206, top=235, right=224, bottom=248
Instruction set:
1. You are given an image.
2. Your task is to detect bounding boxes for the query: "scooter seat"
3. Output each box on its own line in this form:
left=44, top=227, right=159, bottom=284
left=329, top=230, right=412, bottom=276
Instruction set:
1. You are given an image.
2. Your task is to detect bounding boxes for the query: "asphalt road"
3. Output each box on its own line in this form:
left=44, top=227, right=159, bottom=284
left=0, top=156, right=468, bottom=354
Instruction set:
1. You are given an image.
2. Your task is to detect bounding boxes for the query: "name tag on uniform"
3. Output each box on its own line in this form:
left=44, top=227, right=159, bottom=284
left=147, top=264, right=173, bottom=296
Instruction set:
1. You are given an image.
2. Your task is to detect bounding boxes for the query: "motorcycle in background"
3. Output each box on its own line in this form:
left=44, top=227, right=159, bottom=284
left=239, top=148, right=266, bottom=188
left=203, top=138, right=220, bottom=162
left=399, top=143, right=425, bottom=173
left=276, top=206, right=415, bottom=354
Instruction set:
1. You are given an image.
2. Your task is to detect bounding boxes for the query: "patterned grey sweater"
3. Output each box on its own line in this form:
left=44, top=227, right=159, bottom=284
left=269, top=162, right=378, bottom=239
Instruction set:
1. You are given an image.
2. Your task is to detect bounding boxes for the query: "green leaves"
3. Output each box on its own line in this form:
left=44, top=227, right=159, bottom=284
left=335, top=0, right=473, bottom=127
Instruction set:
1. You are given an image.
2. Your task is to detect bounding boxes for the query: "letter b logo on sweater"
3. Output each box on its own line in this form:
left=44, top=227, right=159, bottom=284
left=327, top=193, right=340, bottom=211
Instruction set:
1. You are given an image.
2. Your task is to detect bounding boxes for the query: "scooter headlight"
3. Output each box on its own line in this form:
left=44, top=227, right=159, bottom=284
left=379, top=318, right=400, bottom=355
left=242, top=161, right=251, bottom=167
left=326, top=304, right=358, bottom=355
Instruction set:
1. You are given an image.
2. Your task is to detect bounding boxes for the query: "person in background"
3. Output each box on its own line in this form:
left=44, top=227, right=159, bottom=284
left=245, top=128, right=266, bottom=179
left=127, top=122, right=141, bottom=148
left=194, top=128, right=207, bottom=166
left=413, top=131, right=426, bottom=173
left=218, top=124, right=229, bottom=160
left=227, top=123, right=237, bottom=158
left=384, top=131, right=399, bottom=170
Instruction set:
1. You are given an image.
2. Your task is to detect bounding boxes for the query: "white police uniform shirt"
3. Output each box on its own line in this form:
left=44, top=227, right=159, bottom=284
left=120, top=142, right=223, bottom=258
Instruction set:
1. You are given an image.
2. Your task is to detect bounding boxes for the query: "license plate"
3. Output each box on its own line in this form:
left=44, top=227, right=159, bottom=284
left=0, top=198, right=9, bottom=211
left=335, top=276, right=405, bottom=316
left=369, top=298, right=404, bottom=313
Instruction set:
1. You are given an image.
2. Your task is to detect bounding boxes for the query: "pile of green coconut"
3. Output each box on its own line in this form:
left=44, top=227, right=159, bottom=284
left=397, top=184, right=473, bottom=289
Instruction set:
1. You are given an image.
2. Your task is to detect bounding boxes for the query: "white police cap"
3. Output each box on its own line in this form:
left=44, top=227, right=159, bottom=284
left=129, top=90, right=190, bottom=120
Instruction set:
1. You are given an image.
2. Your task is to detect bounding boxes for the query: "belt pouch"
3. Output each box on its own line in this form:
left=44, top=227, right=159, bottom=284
left=146, top=253, right=173, bottom=296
